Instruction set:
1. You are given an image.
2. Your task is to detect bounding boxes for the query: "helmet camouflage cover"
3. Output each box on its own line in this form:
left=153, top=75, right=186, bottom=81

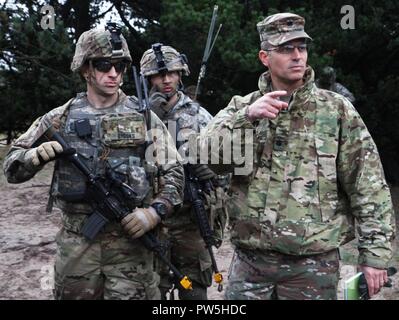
left=140, top=43, right=190, bottom=77
left=319, top=66, right=337, bottom=86
left=71, top=27, right=132, bottom=73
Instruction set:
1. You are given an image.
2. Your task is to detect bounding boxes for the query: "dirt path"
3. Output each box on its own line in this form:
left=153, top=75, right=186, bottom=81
left=1, top=146, right=398, bottom=300
left=0, top=149, right=59, bottom=299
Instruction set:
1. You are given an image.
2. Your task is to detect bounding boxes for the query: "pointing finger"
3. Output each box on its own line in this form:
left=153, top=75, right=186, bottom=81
left=266, top=90, right=287, bottom=99
left=269, top=99, right=288, bottom=110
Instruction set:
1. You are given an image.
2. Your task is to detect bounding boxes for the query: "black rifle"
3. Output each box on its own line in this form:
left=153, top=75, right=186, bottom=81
left=358, top=267, right=397, bottom=300
left=34, top=126, right=192, bottom=291
left=132, top=66, right=151, bottom=132
left=184, top=164, right=224, bottom=292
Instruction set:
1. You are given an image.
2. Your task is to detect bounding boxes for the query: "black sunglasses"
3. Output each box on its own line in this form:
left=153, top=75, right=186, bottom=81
left=91, top=59, right=128, bottom=73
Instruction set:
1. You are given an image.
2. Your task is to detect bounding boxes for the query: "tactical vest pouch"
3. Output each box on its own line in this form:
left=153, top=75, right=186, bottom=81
left=107, top=156, right=150, bottom=206
left=100, top=112, right=146, bottom=147
left=75, top=118, right=92, bottom=138
left=52, top=151, right=94, bottom=203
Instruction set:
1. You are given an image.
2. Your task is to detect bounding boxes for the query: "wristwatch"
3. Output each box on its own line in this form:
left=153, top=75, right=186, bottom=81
left=150, top=202, right=168, bottom=220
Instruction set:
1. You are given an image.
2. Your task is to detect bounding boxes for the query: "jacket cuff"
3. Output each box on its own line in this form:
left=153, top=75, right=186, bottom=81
left=358, top=253, right=390, bottom=269
left=150, top=198, right=174, bottom=215
left=233, top=107, right=256, bottom=129
left=23, top=149, right=44, bottom=173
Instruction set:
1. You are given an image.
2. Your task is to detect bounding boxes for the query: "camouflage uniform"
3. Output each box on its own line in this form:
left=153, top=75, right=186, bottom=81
left=201, top=13, right=394, bottom=300
left=316, top=67, right=356, bottom=104
left=3, top=27, right=184, bottom=300
left=140, top=45, right=227, bottom=300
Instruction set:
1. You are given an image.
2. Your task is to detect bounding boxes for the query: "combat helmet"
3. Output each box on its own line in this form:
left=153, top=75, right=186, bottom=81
left=71, top=22, right=132, bottom=73
left=140, top=43, right=190, bottom=77
left=318, top=66, right=336, bottom=87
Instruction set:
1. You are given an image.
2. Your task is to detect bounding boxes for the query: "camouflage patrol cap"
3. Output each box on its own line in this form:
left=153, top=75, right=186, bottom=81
left=140, top=44, right=190, bottom=77
left=71, top=28, right=132, bottom=73
left=257, top=13, right=312, bottom=48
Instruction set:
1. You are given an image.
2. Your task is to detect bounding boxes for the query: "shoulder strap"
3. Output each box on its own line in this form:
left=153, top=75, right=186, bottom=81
left=46, top=97, right=75, bottom=213
left=58, top=97, right=76, bottom=129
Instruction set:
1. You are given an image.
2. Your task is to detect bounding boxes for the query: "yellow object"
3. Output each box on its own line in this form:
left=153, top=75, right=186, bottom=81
left=214, top=272, right=223, bottom=284
left=215, top=273, right=223, bottom=292
left=180, top=276, right=193, bottom=290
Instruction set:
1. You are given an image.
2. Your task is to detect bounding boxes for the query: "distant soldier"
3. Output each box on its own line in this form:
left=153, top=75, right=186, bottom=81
left=3, top=24, right=184, bottom=299
left=201, top=13, right=394, bottom=300
left=140, top=44, right=227, bottom=300
left=316, top=66, right=356, bottom=104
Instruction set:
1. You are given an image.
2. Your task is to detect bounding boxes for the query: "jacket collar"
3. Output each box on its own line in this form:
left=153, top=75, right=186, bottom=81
left=258, top=66, right=316, bottom=116
left=258, top=66, right=316, bottom=96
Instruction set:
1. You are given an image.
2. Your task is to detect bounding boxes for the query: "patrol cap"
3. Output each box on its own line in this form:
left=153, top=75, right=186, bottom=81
left=257, top=13, right=312, bottom=48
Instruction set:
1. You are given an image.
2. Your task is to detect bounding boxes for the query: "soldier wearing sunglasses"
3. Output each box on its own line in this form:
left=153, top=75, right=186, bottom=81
left=3, top=24, right=184, bottom=300
left=201, top=13, right=394, bottom=300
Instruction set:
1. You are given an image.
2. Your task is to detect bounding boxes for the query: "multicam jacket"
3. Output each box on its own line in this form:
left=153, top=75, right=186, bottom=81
left=4, top=90, right=184, bottom=216
left=202, top=67, right=394, bottom=268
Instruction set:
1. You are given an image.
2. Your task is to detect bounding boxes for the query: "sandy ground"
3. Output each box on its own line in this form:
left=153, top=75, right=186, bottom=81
left=0, top=145, right=398, bottom=300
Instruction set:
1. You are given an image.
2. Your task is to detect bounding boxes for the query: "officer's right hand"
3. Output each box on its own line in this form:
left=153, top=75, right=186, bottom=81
left=29, top=141, right=63, bottom=166
left=360, top=265, right=388, bottom=297
left=121, top=207, right=161, bottom=239
left=246, top=90, right=288, bottom=121
left=149, top=92, right=168, bottom=109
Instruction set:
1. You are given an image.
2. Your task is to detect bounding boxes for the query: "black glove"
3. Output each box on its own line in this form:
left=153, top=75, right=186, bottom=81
left=149, top=92, right=168, bottom=109
left=192, top=164, right=216, bottom=181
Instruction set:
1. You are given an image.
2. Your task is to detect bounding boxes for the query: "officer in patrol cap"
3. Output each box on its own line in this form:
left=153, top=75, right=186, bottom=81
left=201, top=13, right=394, bottom=300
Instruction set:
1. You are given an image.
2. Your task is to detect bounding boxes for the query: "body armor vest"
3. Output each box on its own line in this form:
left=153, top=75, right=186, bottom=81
left=151, top=93, right=201, bottom=149
left=50, top=93, right=153, bottom=214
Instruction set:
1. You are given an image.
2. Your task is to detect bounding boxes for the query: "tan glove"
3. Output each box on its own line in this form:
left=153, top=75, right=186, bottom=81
left=121, top=207, right=161, bottom=239
left=27, top=141, right=63, bottom=166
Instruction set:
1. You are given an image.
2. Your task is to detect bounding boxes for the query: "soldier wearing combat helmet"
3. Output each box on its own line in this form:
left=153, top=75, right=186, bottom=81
left=201, top=13, right=394, bottom=300
left=140, top=44, right=227, bottom=300
left=316, top=66, right=356, bottom=104
left=3, top=24, right=184, bottom=300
